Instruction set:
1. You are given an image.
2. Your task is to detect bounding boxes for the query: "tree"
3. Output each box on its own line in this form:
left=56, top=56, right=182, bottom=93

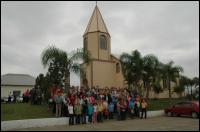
left=35, top=73, right=52, bottom=102
left=120, top=50, right=143, bottom=92
left=192, top=77, right=199, bottom=89
left=142, top=54, right=160, bottom=98
left=192, top=77, right=199, bottom=99
left=173, top=76, right=185, bottom=98
left=41, top=45, right=90, bottom=93
left=161, top=61, right=183, bottom=98
left=120, top=50, right=163, bottom=98
left=35, top=74, right=44, bottom=87
left=153, top=80, right=163, bottom=99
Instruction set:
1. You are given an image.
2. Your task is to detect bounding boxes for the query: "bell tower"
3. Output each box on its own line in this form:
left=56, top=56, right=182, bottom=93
left=83, top=5, right=111, bottom=61
left=81, top=5, right=124, bottom=89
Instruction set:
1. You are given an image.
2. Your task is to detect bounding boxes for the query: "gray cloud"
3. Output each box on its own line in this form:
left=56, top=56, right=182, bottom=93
left=1, top=1, right=199, bottom=86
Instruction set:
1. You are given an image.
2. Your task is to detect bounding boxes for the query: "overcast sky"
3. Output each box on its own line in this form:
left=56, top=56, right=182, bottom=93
left=1, top=1, right=199, bottom=85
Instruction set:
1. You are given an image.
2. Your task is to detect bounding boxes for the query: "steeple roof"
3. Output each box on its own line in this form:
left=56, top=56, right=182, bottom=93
left=84, top=5, right=109, bottom=35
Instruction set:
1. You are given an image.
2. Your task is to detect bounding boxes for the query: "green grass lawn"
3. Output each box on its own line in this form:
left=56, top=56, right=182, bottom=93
left=147, top=98, right=188, bottom=111
left=1, top=103, right=54, bottom=121
left=1, top=98, right=188, bottom=121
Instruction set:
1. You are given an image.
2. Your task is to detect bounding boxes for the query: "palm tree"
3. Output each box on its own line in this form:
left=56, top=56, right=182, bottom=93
left=142, top=54, right=160, bottom=98
left=192, top=77, right=199, bottom=94
left=120, top=50, right=143, bottom=92
left=173, top=75, right=185, bottom=98
left=41, top=45, right=90, bottom=92
left=153, top=80, right=163, bottom=99
left=192, top=77, right=199, bottom=99
left=192, top=77, right=199, bottom=89
left=161, top=61, right=183, bottom=98
left=180, top=75, right=190, bottom=96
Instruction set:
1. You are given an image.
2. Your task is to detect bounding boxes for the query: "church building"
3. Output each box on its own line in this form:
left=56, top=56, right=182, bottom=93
left=80, top=5, right=181, bottom=99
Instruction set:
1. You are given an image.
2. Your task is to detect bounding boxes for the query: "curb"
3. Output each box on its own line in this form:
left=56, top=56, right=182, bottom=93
left=1, top=110, right=165, bottom=131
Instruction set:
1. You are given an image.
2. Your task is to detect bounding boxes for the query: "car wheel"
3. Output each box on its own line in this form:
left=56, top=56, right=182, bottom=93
left=167, top=112, right=172, bottom=117
left=192, top=112, right=198, bottom=119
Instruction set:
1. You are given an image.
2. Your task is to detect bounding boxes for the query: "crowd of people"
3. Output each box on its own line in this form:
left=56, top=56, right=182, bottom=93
left=7, top=87, right=43, bottom=104
left=49, top=86, right=148, bottom=125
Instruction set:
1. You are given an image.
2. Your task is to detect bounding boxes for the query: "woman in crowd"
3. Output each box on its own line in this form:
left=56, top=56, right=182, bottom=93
left=97, top=100, right=104, bottom=122
left=88, top=102, right=94, bottom=123
left=93, top=102, right=98, bottom=123
left=81, top=99, right=87, bottom=124
left=68, top=103, right=74, bottom=125
left=129, top=97, right=135, bottom=119
left=108, top=101, right=114, bottom=119
left=74, top=100, right=82, bottom=124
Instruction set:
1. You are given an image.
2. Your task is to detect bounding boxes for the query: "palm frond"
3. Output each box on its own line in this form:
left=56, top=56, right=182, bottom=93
left=70, top=63, right=81, bottom=75
left=69, top=48, right=91, bottom=64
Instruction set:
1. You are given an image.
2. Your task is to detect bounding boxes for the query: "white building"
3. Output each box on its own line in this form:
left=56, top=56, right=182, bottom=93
left=1, top=73, right=35, bottom=98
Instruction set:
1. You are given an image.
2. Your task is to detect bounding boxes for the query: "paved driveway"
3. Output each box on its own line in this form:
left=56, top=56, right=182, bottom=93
left=15, top=116, right=199, bottom=131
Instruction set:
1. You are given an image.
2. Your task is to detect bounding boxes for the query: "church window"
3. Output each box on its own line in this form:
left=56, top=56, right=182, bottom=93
left=116, top=63, right=120, bottom=73
left=100, top=35, right=107, bottom=49
left=84, top=37, right=87, bottom=52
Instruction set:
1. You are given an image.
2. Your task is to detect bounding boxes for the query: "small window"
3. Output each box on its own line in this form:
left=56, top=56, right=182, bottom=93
left=116, top=63, right=120, bottom=73
left=100, top=35, right=107, bottom=49
left=84, top=37, right=87, bottom=51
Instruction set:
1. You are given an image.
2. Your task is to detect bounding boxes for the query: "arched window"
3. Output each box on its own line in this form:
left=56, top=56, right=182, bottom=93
left=116, top=63, right=120, bottom=73
left=100, top=35, right=107, bottom=49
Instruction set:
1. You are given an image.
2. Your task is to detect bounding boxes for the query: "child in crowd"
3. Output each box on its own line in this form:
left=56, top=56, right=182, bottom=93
left=97, top=101, right=104, bottom=122
left=88, top=102, right=94, bottom=123
left=129, top=98, right=135, bottom=119
left=93, top=103, right=98, bottom=123
left=108, top=102, right=114, bottom=119
left=103, top=100, right=108, bottom=120
left=68, top=103, right=74, bottom=125
left=117, top=99, right=121, bottom=120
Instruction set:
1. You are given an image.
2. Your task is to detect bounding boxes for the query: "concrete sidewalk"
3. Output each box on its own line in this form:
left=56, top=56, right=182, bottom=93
left=1, top=110, right=164, bottom=131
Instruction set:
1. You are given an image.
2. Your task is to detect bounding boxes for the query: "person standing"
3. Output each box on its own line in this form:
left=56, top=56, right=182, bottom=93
left=93, top=103, right=97, bottom=123
left=103, top=100, right=108, bottom=120
left=129, top=98, right=135, bottom=119
left=74, top=101, right=82, bottom=124
left=68, top=103, right=74, bottom=125
left=8, top=92, right=12, bottom=103
left=81, top=100, right=87, bottom=124
left=134, top=95, right=141, bottom=118
left=87, top=102, right=94, bottom=123
left=108, top=102, right=114, bottom=119
left=55, top=91, right=62, bottom=117
left=141, top=99, right=148, bottom=119
left=117, top=99, right=121, bottom=121
left=120, top=99, right=127, bottom=120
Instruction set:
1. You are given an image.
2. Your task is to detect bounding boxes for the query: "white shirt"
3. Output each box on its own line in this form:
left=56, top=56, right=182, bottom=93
left=94, top=105, right=97, bottom=112
left=68, top=105, right=74, bottom=114
left=103, top=101, right=108, bottom=108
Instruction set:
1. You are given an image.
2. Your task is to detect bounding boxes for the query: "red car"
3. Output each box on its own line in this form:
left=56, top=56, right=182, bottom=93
left=164, top=101, right=199, bottom=118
